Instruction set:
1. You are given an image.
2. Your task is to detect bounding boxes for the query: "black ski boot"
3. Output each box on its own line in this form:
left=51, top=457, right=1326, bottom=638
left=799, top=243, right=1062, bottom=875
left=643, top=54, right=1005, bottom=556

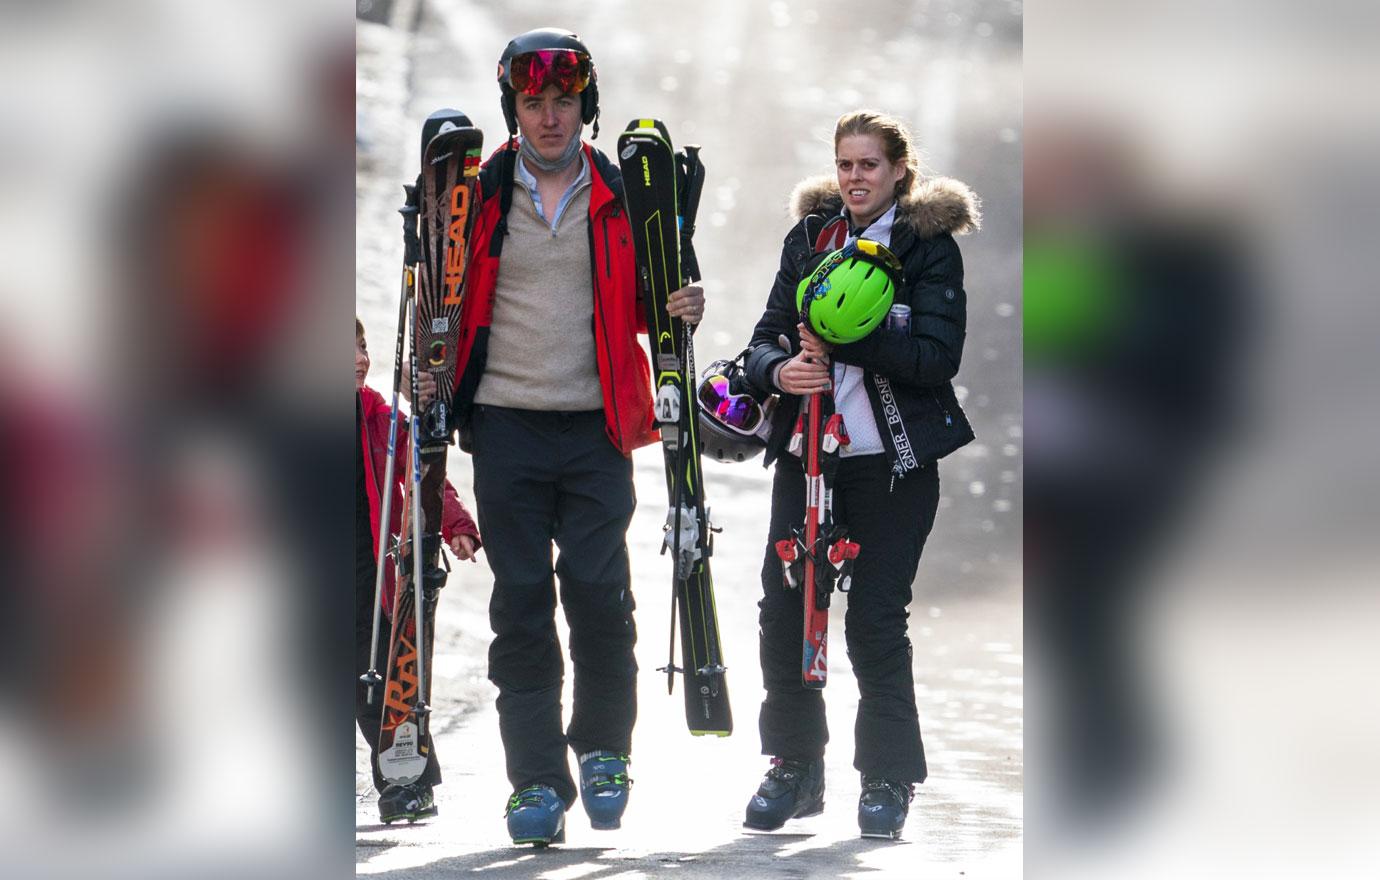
left=743, top=757, right=825, bottom=831
left=379, top=781, right=438, bottom=824
left=857, top=775, right=913, bottom=839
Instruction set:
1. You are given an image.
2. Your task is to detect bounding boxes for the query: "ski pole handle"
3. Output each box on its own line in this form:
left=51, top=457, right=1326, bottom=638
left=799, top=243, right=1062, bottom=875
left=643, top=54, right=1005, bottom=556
left=400, top=183, right=422, bottom=265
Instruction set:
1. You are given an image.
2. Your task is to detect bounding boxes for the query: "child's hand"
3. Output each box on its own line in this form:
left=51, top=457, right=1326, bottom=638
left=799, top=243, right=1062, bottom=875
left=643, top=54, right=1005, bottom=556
left=449, top=534, right=478, bottom=562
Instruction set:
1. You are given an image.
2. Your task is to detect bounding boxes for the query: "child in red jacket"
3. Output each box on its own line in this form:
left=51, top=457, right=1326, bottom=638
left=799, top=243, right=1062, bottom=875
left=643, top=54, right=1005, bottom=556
left=355, top=317, right=479, bottom=822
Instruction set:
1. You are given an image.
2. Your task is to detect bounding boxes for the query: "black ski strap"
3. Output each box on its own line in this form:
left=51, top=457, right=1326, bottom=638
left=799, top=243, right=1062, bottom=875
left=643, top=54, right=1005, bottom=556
left=488, top=139, right=519, bottom=259
left=675, top=146, right=706, bottom=342
left=675, top=146, right=706, bottom=283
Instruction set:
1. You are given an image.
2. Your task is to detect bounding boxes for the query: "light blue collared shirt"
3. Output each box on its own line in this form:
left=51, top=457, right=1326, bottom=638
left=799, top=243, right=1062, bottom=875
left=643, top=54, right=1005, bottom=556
left=515, top=146, right=591, bottom=232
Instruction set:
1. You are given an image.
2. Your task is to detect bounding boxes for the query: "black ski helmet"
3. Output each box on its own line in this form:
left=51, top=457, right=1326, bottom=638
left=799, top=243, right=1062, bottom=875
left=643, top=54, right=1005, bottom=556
left=496, top=28, right=600, bottom=138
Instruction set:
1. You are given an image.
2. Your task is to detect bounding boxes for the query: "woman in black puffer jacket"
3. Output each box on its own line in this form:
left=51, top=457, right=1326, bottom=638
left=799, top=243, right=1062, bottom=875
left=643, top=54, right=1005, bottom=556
left=740, top=110, right=980, bottom=840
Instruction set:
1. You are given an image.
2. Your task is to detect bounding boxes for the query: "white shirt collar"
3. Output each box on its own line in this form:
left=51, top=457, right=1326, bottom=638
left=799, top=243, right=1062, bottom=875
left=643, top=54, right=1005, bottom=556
left=845, top=200, right=898, bottom=248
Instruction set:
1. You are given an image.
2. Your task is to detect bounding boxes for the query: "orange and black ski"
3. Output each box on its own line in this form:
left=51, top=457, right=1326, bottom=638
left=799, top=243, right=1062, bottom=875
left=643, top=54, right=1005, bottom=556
left=377, top=110, right=482, bottom=786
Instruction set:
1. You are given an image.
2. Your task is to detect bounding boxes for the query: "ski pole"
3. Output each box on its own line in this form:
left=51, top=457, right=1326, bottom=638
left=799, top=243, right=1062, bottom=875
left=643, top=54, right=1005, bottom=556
left=661, top=588, right=678, bottom=695
left=406, top=295, right=431, bottom=720
left=361, top=246, right=417, bottom=706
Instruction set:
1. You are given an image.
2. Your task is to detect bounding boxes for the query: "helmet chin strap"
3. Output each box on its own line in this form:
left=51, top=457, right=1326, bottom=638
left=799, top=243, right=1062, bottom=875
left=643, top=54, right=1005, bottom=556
left=519, top=132, right=582, bottom=173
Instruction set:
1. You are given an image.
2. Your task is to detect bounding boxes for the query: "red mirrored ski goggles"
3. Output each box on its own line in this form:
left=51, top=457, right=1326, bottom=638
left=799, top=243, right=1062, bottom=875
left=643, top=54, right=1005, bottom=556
left=500, top=50, right=593, bottom=96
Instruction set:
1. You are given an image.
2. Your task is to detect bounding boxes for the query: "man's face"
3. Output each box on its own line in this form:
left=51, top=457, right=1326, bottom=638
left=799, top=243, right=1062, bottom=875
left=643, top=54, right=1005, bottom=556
left=514, top=84, right=583, bottom=165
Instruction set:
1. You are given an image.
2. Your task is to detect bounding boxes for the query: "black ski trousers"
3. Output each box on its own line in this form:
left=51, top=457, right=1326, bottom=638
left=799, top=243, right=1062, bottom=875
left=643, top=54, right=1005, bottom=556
left=757, top=453, right=940, bottom=784
left=471, top=405, right=638, bottom=807
left=355, top=556, right=441, bottom=792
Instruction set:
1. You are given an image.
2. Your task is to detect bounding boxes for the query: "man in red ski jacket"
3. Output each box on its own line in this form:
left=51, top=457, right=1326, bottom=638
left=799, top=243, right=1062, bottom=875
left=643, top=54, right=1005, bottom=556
left=444, top=28, right=704, bottom=844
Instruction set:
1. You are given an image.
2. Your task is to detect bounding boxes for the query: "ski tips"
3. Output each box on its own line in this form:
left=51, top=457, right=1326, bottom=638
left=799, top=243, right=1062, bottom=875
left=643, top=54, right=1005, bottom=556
left=622, top=117, right=671, bottom=142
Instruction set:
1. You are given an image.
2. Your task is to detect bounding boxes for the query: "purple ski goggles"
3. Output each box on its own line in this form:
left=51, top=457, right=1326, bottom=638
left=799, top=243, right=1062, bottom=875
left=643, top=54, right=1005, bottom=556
left=698, top=373, right=766, bottom=436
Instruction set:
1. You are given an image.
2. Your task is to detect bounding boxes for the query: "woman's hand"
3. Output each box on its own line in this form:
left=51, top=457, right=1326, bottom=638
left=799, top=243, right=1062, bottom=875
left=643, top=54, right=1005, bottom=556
left=776, top=352, right=832, bottom=395
left=797, top=323, right=832, bottom=361
left=773, top=323, right=834, bottom=395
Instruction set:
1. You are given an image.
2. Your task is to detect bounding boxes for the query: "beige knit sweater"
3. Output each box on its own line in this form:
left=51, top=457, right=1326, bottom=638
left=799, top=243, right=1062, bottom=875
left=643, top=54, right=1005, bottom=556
left=474, top=182, right=604, bottom=411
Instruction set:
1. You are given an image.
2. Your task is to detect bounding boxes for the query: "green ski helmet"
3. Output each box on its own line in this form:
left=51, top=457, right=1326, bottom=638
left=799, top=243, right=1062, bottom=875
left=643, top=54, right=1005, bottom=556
left=795, top=238, right=903, bottom=344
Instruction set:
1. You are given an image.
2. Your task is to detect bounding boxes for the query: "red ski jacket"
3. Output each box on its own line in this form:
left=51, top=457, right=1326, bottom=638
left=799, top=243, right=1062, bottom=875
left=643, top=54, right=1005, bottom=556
left=450, top=141, right=658, bottom=456
left=358, top=385, right=480, bottom=617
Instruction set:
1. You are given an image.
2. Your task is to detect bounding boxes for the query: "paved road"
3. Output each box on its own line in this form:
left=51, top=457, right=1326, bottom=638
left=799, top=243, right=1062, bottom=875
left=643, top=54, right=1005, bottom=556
left=355, top=460, right=1022, bottom=878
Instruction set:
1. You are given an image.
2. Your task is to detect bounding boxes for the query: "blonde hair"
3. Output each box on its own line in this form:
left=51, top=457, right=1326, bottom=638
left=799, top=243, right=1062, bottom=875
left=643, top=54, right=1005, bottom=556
left=355, top=316, right=365, bottom=343
left=834, top=110, right=920, bottom=197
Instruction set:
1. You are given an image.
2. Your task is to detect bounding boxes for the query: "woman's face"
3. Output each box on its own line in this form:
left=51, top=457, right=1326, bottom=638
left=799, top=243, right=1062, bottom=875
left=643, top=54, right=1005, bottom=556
left=835, top=133, right=906, bottom=227
left=355, top=334, right=370, bottom=390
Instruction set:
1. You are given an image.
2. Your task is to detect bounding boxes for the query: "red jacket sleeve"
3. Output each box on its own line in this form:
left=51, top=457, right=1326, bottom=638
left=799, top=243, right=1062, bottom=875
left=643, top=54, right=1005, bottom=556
left=440, top=481, right=480, bottom=548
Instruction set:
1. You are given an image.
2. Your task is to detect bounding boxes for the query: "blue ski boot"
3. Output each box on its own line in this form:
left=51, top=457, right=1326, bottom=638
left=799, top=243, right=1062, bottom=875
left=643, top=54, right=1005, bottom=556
left=857, top=775, right=914, bottom=840
left=743, top=757, right=825, bottom=831
left=505, top=784, right=565, bottom=846
left=578, top=751, right=632, bottom=829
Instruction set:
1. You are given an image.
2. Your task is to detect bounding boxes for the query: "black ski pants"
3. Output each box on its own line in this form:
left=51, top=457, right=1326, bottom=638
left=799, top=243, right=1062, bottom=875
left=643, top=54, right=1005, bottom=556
left=757, top=453, right=940, bottom=784
left=471, top=406, right=638, bottom=807
left=355, top=556, right=441, bottom=792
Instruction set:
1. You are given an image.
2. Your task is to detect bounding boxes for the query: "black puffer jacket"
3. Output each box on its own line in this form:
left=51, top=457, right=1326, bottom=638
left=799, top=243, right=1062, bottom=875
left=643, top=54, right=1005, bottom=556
left=745, top=174, right=981, bottom=476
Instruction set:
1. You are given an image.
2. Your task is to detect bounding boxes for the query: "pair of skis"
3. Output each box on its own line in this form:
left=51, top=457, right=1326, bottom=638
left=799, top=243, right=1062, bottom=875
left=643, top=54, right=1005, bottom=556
left=774, top=246, right=862, bottom=690
left=360, top=110, right=482, bottom=795
left=617, top=119, right=732, bottom=736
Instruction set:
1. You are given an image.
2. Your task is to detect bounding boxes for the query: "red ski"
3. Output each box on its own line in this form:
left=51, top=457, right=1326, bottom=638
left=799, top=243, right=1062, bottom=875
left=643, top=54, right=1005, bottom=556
left=774, top=301, right=860, bottom=689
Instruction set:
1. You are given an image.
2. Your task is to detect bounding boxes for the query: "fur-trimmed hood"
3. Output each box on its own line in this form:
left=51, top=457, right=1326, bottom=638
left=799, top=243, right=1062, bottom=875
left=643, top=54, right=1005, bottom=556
left=788, top=174, right=981, bottom=239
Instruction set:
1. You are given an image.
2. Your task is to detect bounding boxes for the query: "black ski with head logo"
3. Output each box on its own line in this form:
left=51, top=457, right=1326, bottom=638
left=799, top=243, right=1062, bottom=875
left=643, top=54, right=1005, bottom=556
left=616, top=118, right=730, bottom=736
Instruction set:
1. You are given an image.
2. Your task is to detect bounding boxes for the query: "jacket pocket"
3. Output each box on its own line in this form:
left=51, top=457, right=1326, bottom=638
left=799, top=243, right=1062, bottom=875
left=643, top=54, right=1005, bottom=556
left=930, top=389, right=954, bottom=428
